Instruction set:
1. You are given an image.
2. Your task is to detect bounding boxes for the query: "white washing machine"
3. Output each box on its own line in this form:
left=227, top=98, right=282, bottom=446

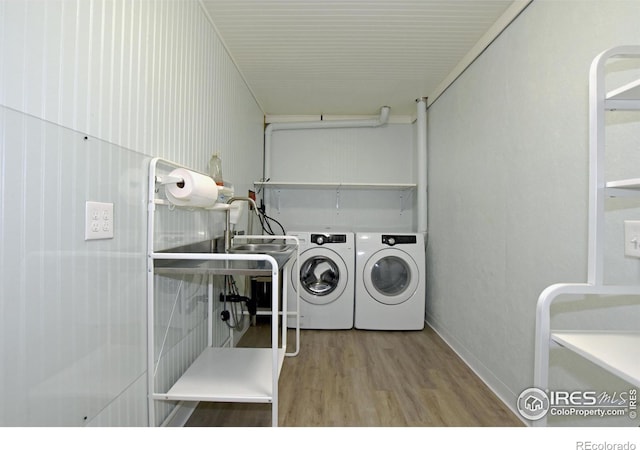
left=286, top=231, right=355, bottom=329
left=355, top=232, right=425, bottom=330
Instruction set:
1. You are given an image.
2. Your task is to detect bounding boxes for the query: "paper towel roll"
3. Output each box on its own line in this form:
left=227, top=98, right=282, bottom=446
left=165, top=168, right=219, bottom=208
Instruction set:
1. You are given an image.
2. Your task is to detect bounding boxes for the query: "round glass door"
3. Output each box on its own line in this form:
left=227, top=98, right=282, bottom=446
left=371, top=256, right=410, bottom=295
left=363, top=249, right=419, bottom=305
left=300, top=257, right=339, bottom=296
left=291, top=248, right=348, bottom=305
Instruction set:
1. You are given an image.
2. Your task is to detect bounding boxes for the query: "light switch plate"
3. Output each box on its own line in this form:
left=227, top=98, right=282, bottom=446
left=624, top=220, right=640, bottom=257
left=85, top=201, right=114, bottom=240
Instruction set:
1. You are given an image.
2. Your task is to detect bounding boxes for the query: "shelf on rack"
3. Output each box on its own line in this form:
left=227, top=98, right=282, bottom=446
left=154, top=347, right=286, bottom=402
left=254, top=181, right=416, bottom=190
left=551, top=331, right=640, bottom=387
left=206, top=203, right=232, bottom=211
left=605, top=78, right=640, bottom=110
left=153, top=199, right=231, bottom=210
left=607, top=78, right=640, bottom=100
left=606, top=178, right=640, bottom=189
left=605, top=179, right=640, bottom=197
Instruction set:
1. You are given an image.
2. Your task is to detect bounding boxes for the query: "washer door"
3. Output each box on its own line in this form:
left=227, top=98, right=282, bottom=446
left=291, top=248, right=348, bottom=305
left=363, top=248, right=419, bottom=305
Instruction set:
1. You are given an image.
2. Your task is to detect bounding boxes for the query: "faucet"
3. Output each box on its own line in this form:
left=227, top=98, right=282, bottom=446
left=225, top=196, right=258, bottom=252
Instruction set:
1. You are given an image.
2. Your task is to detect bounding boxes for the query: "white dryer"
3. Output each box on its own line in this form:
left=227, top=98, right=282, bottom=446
left=355, top=232, right=425, bottom=330
left=286, top=231, right=355, bottom=329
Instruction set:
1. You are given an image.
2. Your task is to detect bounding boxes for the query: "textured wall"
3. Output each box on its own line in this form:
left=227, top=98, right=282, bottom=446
left=0, top=0, right=263, bottom=426
left=427, top=0, right=640, bottom=426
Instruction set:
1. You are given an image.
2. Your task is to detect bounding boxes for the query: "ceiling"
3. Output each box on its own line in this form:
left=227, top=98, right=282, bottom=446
left=201, top=0, right=527, bottom=117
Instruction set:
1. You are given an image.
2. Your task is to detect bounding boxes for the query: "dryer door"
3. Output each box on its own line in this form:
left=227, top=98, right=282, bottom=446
left=363, top=248, right=419, bottom=305
left=291, top=247, right=348, bottom=305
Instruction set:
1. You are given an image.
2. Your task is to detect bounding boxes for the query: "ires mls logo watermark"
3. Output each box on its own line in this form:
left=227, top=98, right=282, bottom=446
left=517, top=387, right=638, bottom=421
left=517, top=388, right=551, bottom=420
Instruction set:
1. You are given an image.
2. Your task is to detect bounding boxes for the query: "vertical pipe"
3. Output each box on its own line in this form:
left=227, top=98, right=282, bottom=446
left=416, top=98, right=428, bottom=236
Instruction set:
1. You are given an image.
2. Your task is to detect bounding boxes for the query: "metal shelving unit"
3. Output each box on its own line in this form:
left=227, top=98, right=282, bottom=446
left=147, top=158, right=298, bottom=427
left=534, top=46, right=640, bottom=426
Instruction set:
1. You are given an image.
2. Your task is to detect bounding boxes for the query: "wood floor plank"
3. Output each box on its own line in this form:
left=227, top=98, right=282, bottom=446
left=185, top=324, right=523, bottom=427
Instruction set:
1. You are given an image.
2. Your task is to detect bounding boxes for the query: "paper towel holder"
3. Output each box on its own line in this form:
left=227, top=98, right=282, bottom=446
left=155, top=175, right=184, bottom=186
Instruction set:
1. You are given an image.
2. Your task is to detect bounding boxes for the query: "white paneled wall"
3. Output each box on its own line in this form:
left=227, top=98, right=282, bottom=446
left=0, top=0, right=263, bottom=426
left=0, top=0, right=262, bottom=175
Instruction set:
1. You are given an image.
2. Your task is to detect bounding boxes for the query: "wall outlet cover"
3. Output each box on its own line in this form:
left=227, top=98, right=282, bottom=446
left=623, top=220, right=640, bottom=258
left=85, top=201, right=114, bottom=240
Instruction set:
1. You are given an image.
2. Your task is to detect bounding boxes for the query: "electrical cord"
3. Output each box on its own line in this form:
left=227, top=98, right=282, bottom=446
left=255, top=199, right=286, bottom=236
left=253, top=178, right=287, bottom=236
left=258, top=209, right=286, bottom=235
left=220, top=275, right=257, bottom=331
left=220, top=276, right=240, bottom=331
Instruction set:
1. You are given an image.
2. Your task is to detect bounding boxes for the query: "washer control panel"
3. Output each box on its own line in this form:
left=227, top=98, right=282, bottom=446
left=382, top=235, right=417, bottom=246
left=311, top=233, right=347, bottom=245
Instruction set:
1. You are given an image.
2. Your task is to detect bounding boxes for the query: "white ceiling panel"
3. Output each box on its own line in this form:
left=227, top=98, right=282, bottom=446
left=201, top=0, right=526, bottom=116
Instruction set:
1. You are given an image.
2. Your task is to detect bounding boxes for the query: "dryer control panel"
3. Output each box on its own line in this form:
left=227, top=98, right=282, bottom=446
left=382, top=235, right=417, bottom=246
left=311, top=233, right=347, bottom=245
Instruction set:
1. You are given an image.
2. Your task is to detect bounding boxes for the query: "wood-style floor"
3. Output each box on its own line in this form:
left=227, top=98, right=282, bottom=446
left=185, top=322, right=523, bottom=427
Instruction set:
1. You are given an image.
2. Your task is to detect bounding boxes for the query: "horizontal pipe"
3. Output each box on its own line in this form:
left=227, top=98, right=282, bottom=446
left=264, top=106, right=391, bottom=180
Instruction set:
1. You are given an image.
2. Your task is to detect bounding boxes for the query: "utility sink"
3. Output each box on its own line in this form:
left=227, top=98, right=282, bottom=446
left=228, top=241, right=297, bottom=267
left=153, top=239, right=296, bottom=275
left=229, top=243, right=292, bottom=253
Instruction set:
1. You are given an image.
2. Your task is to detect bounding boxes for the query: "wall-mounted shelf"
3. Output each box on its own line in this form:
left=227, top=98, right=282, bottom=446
left=254, top=181, right=416, bottom=190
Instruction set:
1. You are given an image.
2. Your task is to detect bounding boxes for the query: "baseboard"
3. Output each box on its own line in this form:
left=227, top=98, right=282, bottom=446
left=425, top=315, right=530, bottom=426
